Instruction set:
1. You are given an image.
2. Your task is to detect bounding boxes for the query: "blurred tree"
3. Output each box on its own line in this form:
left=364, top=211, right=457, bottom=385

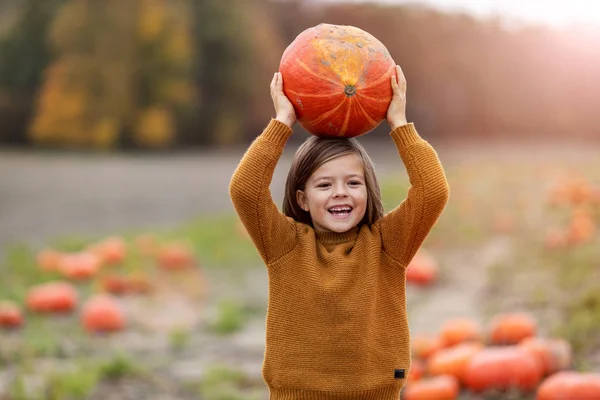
left=0, top=0, right=64, bottom=144
left=185, top=0, right=254, bottom=146
left=132, top=0, right=195, bottom=148
left=29, top=0, right=195, bottom=149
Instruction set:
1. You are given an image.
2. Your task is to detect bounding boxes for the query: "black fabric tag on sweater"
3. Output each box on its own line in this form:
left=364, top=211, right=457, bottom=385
left=394, top=369, right=405, bottom=379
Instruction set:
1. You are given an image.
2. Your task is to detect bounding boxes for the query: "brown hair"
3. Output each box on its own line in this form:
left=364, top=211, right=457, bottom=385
left=282, top=136, right=384, bottom=227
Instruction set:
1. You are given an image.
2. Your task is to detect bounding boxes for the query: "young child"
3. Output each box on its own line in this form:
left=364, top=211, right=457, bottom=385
left=229, top=65, right=449, bottom=400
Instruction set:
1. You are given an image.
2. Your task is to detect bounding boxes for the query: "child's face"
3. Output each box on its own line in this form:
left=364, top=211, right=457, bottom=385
left=296, top=153, right=368, bottom=233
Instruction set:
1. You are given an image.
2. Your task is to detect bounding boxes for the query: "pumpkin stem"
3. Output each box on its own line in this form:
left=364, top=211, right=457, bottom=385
left=344, top=85, right=356, bottom=96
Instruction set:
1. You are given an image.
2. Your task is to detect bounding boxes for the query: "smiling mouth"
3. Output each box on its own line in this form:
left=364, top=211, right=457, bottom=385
left=328, top=206, right=353, bottom=217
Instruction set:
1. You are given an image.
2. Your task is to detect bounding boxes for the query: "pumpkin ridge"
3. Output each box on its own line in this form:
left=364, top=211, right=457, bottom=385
left=339, top=99, right=353, bottom=136
left=287, top=89, right=339, bottom=99
left=360, top=64, right=395, bottom=91
left=311, top=97, right=348, bottom=126
left=357, top=93, right=390, bottom=103
left=354, top=99, right=378, bottom=126
left=294, top=58, right=341, bottom=87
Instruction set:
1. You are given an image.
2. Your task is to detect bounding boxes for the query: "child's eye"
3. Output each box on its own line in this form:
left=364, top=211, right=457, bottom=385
left=349, top=181, right=362, bottom=186
left=317, top=183, right=330, bottom=188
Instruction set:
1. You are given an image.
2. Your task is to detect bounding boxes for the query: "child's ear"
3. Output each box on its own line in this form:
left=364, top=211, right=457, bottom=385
left=296, top=190, right=309, bottom=212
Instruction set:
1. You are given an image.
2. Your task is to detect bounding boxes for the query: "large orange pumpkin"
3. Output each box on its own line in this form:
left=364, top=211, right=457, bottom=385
left=464, top=346, right=543, bottom=393
left=156, top=241, right=195, bottom=270
left=88, top=236, right=127, bottom=265
left=439, top=317, right=483, bottom=347
left=411, top=334, right=444, bottom=360
left=488, top=312, right=537, bottom=345
left=36, top=248, right=63, bottom=272
left=536, top=372, right=600, bottom=400
left=58, top=251, right=101, bottom=280
left=279, top=24, right=396, bottom=137
left=402, top=375, right=460, bottom=400
left=406, top=251, right=439, bottom=286
left=0, top=300, right=24, bottom=328
left=81, top=294, right=126, bottom=333
left=408, top=359, right=426, bottom=382
left=519, top=337, right=572, bottom=376
left=26, top=281, right=78, bottom=313
left=427, top=342, right=483, bottom=384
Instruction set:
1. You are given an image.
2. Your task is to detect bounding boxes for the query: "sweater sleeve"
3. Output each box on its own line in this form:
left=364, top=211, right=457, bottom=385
left=229, top=119, right=298, bottom=264
left=380, top=123, right=450, bottom=266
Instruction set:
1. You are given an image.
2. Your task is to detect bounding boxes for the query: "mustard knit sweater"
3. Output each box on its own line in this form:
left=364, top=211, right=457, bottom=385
left=229, top=119, right=449, bottom=400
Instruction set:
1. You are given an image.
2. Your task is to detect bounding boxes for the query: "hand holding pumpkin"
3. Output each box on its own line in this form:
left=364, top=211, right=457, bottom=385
left=271, top=72, right=297, bottom=128
left=387, top=64, right=408, bottom=130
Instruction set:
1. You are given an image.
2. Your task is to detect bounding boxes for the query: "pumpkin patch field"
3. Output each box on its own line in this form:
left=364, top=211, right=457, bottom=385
left=1, top=141, right=600, bottom=399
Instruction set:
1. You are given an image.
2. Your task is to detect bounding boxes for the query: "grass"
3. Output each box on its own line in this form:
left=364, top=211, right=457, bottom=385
left=207, top=298, right=261, bottom=335
left=166, top=213, right=262, bottom=269
left=168, top=327, right=191, bottom=352
left=44, top=367, right=100, bottom=400
left=198, top=365, right=266, bottom=400
left=97, top=352, right=141, bottom=380
left=6, top=353, right=141, bottom=400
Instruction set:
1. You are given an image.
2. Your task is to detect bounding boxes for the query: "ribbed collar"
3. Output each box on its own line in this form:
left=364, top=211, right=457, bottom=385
left=314, top=226, right=360, bottom=244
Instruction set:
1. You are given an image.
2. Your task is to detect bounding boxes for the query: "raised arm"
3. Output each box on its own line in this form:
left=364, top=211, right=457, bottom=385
left=380, top=65, right=449, bottom=265
left=229, top=73, right=298, bottom=264
left=380, top=127, right=449, bottom=265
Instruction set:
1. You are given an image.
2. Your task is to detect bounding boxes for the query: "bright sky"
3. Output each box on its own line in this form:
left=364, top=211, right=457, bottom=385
left=315, top=0, right=600, bottom=28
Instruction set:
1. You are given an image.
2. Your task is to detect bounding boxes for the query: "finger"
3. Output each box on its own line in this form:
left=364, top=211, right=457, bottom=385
left=391, top=73, right=397, bottom=85
left=277, top=72, right=284, bottom=91
left=272, top=72, right=279, bottom=87
left=390, top=74, right=399, bottom=94
left=396, top=65, right=407, bottom=90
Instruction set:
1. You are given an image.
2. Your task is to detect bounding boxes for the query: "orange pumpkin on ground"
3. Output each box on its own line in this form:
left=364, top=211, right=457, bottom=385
left=439, top=317, right=483, bottom=347
left=26, top=281, right=78, bottom=313
left=81, top=294, right=126, bottom=333
left=156, top=242, right=195, bottom=270
left=88, top=236, right=127, bottom=265
left=427, top=342, right=483, bottom=383
left=464, top=346, right=543, bottom=393
left=36, top=248, right=63, bottom=272
left=411, top=334, right=444, bottom=360
left=101, top=272, right=153, bottom=295
left=402, top=375, right=460, bottom=400
left=0, top=300, right=24, bottom=328
left=58, top=251, right=101, bottom=280
left=406, top=252, right=439, bottom=286
left=126, top=272, right=153, bottom=293
left=488, top=312, right=537, bottom=345
left=279, top=23, right=396, bottom=137
left=408, top=359, right=426, bottom=382
left=519, top=337, right=572, bottom=375
left=101, top=274, right=130, bottom=295
left=536, top=371, right=600, bottom=400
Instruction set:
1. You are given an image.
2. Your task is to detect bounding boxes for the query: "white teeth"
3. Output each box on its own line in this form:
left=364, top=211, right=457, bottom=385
left=328, top=206, right=352, bottom=213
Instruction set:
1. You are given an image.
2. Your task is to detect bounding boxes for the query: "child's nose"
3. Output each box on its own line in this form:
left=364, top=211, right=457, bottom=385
left=333, top=183, right=348, bottom=197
